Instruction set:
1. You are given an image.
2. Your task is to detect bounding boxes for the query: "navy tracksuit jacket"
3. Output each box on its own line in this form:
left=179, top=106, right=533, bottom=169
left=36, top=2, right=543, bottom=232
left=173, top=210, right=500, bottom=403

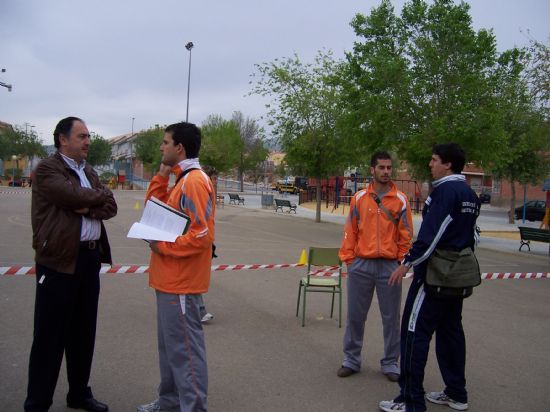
left=398, top=174, right=480, bottom=411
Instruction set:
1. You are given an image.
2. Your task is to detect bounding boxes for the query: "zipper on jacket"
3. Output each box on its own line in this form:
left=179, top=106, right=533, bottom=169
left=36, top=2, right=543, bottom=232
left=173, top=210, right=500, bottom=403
left=376, top=207, right=381, bottom=255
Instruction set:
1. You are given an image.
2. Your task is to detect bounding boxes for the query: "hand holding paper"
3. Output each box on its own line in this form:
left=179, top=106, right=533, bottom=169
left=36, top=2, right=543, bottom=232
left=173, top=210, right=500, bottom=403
left=127, top=197, right=191, bottom=242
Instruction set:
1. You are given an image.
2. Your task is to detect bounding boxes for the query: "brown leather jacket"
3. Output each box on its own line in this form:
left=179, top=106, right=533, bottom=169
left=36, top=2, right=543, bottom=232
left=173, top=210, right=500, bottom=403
left=31, top=152, right=117, bottom=273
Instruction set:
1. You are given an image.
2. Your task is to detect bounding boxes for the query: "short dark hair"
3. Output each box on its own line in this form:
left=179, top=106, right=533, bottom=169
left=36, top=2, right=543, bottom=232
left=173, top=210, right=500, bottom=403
left=165, top=122, right=201, bottom=158
left=53, top=116, right=83, bottom=148
left=370, top=151, right=392, bottom=167
left=432, top=142, right=466, bottom=174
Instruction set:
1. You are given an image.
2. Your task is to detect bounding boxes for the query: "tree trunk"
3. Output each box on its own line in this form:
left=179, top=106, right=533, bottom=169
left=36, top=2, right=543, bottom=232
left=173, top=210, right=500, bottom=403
left=508, top=181, right=516, bottom=224
left=315, top=179, right=322, bottom=223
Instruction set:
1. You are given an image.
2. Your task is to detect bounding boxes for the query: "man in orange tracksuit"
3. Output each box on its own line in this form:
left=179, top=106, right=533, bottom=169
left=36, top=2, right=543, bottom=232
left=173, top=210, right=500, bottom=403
left=337, top=151, right=413, bottom=382
left=137, top=122, right=215, bottom=412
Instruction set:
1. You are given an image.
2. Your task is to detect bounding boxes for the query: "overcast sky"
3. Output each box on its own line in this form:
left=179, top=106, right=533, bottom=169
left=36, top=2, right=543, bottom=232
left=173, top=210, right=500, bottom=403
left=1, top=0, right=548, bottom=145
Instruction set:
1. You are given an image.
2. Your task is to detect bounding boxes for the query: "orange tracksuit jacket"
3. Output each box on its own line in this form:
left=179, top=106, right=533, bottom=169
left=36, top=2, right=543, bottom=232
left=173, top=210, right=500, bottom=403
left=339, top=182, right=413, bottom=264
left=146, top=166, right=215, bottom=294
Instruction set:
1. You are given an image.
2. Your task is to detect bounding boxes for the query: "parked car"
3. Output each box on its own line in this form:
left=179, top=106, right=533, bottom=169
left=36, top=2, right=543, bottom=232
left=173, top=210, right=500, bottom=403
left=479, top=192, right=491, bottom=203
left=514, top=200, right=547, bottom=221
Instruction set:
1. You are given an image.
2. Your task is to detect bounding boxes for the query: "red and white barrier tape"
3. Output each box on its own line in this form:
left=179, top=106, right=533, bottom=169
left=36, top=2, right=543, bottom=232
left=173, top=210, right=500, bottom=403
left=1, top=265, right=549, bottom=280
left=0, top=263, right=306, bottom=276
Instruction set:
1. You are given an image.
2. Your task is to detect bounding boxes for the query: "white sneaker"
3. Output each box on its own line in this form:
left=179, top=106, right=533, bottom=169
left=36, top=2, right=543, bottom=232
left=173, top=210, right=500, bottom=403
left=201, top=313, right=214, bottom=323
left=379, top=400, right=406, bottom=411
left=426, top=391, right=468, bottom=411
left=137, top=399, right=160, bottom=412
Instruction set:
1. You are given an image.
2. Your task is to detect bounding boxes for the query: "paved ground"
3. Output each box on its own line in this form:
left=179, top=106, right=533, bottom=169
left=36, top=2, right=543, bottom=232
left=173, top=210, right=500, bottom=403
left=1, top=188, right=549, bottom=411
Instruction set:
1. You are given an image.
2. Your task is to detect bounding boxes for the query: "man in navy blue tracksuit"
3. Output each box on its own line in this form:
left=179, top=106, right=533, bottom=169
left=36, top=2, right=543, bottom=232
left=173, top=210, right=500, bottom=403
left=379, top=143, right=480, bottom=412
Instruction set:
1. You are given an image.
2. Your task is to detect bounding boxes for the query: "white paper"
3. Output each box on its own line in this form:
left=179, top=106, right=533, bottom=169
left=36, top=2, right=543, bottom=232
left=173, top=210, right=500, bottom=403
left=127, top=197, right=190, bottom=242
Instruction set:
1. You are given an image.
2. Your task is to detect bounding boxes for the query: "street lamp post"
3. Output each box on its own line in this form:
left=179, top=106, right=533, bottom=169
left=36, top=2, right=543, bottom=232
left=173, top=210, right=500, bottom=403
left=130, top=117, right=135, bottom=188
left=1, top=68, right=13, bottom=92
left=185, top=41, right=194, bottom=122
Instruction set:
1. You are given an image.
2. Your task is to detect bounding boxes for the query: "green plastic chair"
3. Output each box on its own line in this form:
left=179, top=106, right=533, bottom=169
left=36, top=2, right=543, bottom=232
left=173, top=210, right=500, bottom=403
left=296, top=247, right=343, bottom=327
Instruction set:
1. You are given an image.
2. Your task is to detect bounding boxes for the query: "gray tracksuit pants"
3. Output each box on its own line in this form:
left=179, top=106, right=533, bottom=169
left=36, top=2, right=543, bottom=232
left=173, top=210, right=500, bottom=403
left=342, top=258, right=401, bottom=374
left=156, top=291, right=208, bottom=412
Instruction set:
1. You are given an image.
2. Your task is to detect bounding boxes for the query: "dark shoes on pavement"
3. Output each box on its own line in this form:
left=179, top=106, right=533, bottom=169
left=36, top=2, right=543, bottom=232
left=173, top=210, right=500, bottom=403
left=337, top=366, right=358, bottom=377
left=67, top=397, right=109, bottom=412
left=384, top=372, right=400, bottom=382
left=337, top=365, right=399, bottom=382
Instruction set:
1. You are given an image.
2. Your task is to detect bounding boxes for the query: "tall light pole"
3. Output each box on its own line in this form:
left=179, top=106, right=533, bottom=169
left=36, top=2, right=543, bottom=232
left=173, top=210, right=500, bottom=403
left=185, top=41, right=194, bottom=122
left=130, top=117, right=135, bottom=187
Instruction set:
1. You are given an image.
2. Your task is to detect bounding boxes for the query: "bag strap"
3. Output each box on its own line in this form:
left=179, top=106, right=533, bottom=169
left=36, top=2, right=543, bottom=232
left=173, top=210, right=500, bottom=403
left=174, top=167, right=200, bottom=186
left=371, top=193, right=399, bottom=226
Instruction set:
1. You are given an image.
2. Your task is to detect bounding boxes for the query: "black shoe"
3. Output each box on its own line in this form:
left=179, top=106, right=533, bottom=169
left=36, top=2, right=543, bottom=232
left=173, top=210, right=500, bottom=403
left=67, top=397, right=109, bottom=412
left=384, top=372, right=400, bottom=382
left=337, top=366, right=358, bottom=377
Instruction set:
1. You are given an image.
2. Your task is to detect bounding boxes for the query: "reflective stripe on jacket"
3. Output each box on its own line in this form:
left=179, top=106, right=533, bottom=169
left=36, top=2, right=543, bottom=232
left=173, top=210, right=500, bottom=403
left=339, top=182, right=413, bottom=264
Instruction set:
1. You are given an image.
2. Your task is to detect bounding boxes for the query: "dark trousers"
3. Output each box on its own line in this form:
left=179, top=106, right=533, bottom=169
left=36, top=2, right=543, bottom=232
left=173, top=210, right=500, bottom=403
left=24, top=248, right=101, bottom=412
left=396, top=277, right=467, bottom=412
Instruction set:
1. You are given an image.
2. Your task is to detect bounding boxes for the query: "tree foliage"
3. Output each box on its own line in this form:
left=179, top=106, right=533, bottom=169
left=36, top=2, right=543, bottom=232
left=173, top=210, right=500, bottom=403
left=87, top=133, right=112, bottom=166
left=523, top=35, right=550, bottom=110
left=200, top=115, right=242, bottom=174
left=343, top=0, right=411, bottom=166
left=250, top=50, right=351, bottom=221
left=346, top=0, right=502, bottom=180
left=0, top=125, right=46, bottom=161
left=232, top=111, right=269, bottom=190
left=491, top=48, right=550, bottom=222
left=135, top=125, right=164, bottom=173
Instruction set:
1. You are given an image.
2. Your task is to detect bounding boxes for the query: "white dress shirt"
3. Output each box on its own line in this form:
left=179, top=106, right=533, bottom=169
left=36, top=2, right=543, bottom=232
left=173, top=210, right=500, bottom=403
left=60, top=153, right=101, bottom=241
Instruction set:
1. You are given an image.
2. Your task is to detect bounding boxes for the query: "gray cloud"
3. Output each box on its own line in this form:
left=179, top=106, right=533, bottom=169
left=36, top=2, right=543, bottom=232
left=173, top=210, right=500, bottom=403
left=1, top=0, right=548, bottom=144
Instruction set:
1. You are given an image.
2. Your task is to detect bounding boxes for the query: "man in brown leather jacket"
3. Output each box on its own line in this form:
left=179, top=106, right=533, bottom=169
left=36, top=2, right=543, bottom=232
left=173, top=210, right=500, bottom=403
left=25, top=117, right=117, bottom=412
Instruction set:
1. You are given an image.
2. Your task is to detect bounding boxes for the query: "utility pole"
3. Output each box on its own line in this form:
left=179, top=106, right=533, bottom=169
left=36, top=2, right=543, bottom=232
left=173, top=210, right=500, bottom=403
left=185, top=42, right=194, bottom=122
left=130, top=117, right=135, bottom=188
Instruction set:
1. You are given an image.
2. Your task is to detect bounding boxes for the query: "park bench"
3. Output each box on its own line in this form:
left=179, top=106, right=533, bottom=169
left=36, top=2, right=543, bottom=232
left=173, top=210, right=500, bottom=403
left=228, top=193, right=245, bottom=205
left=275, top=198, right=297, bottom=213
left=518, top=226, right=550, bottom=251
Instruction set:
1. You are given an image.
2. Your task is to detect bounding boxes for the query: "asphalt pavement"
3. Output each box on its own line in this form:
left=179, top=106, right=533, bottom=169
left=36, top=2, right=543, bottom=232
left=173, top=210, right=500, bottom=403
left=0, top=188, right=549, bottom=411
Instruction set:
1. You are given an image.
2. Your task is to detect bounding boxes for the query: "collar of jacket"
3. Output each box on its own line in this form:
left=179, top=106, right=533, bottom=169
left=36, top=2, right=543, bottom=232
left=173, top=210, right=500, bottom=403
left=432, top=174, right=465, bottom=188
left=366, top=181, right=398, bottom=197
left=54, top=151, right=92, bottom=175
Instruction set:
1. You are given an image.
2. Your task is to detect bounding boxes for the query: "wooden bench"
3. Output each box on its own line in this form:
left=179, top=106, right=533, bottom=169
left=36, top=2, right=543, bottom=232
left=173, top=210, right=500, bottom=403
left=518, top=226, right=550, bottom=251
left=275, top=198, right=297, bottom=213
left=216, top=194, right=224, bottom=208
left=228, top=193, right=245, bottom=205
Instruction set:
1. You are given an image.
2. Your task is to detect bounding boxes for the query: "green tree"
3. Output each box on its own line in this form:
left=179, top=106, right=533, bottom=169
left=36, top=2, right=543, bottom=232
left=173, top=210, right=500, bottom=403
left=400, top=0, right=502, bottom=177
left=0, top=125, right=46, bottom=161
left=135, top=125, right=164, bottom=173
left=491, top=48, right=550, bottom=222
left=250, top=51, right=351, bottom=222
left=523, top=36, right=550, bottom=111
left=342, top=0, right=411, bottom=166
left=200, top=115, right=242, bottom=174
left=232, top=111, right=269, bottom=190
left=87, top=133, right=112, bottom=166
left=346, top=0, right=502, bottom=180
